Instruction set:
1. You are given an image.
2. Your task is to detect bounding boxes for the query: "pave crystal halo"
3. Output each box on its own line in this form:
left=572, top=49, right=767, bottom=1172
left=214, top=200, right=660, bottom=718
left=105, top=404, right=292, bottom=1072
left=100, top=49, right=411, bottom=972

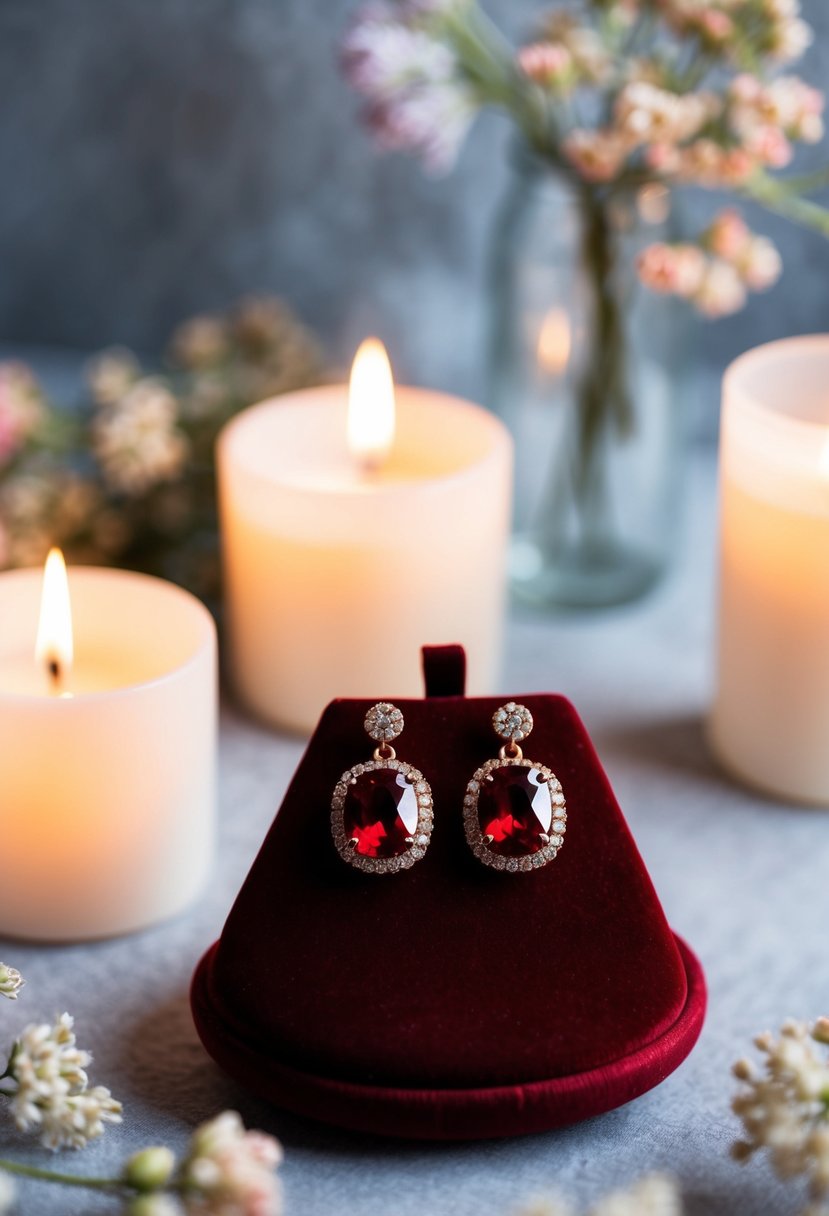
left=364, top=702, right=404, bottom=744
left=331, top=703, right=433, bottom=875
left=464, top=702, right=566, bottom=873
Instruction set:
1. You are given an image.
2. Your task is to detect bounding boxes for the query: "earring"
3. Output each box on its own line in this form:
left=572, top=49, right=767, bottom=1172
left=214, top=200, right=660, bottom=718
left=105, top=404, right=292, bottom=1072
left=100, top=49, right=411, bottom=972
left=464, top=703, right=566, bottom=873
left=331, top=703, right=434, bottom=874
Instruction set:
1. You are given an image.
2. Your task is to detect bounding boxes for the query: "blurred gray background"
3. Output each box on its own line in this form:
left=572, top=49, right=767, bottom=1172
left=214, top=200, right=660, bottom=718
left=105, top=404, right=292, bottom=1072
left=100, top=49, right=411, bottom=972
left=0, top=0, right=828, bottom=414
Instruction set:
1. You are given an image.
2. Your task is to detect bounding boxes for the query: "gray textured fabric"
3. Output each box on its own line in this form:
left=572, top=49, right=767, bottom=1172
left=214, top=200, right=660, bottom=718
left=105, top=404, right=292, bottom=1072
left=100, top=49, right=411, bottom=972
left=1, top=0, right=828, bottom=423
left=1, top=450, right=826, bottom=1215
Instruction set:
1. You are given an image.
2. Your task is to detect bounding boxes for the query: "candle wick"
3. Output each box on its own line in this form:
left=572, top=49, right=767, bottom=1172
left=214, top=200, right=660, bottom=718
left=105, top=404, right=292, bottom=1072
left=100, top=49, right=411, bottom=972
left=47, top=656, right=62, bottom=692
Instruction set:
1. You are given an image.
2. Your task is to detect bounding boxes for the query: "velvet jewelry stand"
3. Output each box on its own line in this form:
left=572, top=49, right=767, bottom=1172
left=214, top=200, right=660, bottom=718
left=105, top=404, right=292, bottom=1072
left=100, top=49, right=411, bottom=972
left=192, top=646, right=706, bottom=1140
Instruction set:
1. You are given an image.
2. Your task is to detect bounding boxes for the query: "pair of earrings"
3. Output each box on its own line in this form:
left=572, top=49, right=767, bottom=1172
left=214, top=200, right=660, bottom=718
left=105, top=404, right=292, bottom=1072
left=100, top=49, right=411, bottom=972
left=331, top=702, right=567, bottom=875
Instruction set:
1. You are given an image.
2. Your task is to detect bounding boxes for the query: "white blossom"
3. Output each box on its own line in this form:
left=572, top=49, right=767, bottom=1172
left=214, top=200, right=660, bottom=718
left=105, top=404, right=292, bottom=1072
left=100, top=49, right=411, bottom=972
left=563, top=128, right=630, bottom=182
left=170, top=316, right=228, bottom=370
left=768, top=14, right=813, bottom=62
left=733, top=1019, right=829, bottom=1198
left=342, top=6, right=476, bottom=171
left=663, top=138, right=754, bottom=188
left=36, top=1085, right=123, bottom=1151
left=0, top=963, right=23, bottom=1000
left=591, top=1174, right=682, bottom=1216
left=637, top=242, right=706, bottom=297
left=86, top=347, right=140, bottom=406
left=692, top=258, right=747, bottom=316
left=729, top=73, right=823, bottom=155
left=541, top=12, right=612, bottom=84
left=517, top=1199, right=574, bottom=1216
left=615, top=82, right=718, bottom=146
left=517, top=1176, right=683, bottom=1216
left=8, top=1013, right=122, bottom=1151
left=180, top=1111, right=283, bottom=1216
left=92, top=377, right=189, bottom=497
left=738, top=235, right=782, bottom=291
left=0, top=363, right=43, bottom=465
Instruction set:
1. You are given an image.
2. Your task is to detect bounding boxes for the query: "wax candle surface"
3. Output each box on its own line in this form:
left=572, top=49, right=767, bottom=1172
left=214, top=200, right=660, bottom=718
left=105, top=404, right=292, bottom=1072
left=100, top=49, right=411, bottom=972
left=218, top=386, right=513, bottom=733
left=711, top=336, right=829, bottom=804
left=0, top=566, right=217, bottom=939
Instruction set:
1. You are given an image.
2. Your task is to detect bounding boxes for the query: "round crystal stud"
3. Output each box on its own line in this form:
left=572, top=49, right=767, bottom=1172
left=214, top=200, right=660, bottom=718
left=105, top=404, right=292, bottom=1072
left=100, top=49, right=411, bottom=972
left=492, top=702, right=534, bottom=744
left=364, top=702, right=404, bottom=744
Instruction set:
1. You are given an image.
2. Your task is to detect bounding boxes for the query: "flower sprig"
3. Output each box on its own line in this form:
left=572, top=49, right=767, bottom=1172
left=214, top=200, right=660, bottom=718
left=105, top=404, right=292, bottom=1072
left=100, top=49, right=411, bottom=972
left=637, top=205, right=782, bottom=314
left=518, top=1173, right=683, bottom=1216
left=0, top=1013, right=122, bottom=1152
left=0, top=296, right=327, bottom=593
left=0, top=967, right=23, bottom=1003
left=342, top=0, right=829, bottom=317
left=0, top=965, right=284, bottom=1215
left=0, top=1111, right=283, bottom=1216
left=732, top=1017, right=829, bottom=1210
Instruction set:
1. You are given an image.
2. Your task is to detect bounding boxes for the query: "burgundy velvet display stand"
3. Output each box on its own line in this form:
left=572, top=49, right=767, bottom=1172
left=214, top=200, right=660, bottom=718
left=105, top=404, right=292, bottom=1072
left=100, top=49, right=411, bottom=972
left=191, top=646, right=706, bottom=1140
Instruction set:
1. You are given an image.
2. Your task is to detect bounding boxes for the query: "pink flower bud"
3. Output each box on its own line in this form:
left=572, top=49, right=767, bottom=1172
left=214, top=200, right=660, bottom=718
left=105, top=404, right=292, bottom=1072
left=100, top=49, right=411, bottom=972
left=636, top=242, right=705, bottom=297
left=707, top=208, right=750, bottom=261
left=739, top=236, right=782, bottom=291
left=517, top=42, right=572, bottom=86
left=693, top=260, right=747, bottom=318
left=645, top=141, right=681, bottom=174
left=747, top=124, right=793, bottom=167
left=700, top=9, right=734, bottom=42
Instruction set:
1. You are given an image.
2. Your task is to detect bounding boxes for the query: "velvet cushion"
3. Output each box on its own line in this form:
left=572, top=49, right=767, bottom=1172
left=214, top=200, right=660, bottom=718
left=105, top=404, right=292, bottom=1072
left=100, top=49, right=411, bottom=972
left=192, top=650, right=705, bottom=1138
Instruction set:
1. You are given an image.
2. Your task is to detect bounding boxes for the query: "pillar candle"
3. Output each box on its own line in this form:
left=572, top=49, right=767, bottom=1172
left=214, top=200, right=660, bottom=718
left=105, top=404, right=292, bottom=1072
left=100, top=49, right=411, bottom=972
left=0, top=562, right=217, bottom=939
left=218, top=354, right=513, bottom=734
left=711, top=335, right=829, bottom=804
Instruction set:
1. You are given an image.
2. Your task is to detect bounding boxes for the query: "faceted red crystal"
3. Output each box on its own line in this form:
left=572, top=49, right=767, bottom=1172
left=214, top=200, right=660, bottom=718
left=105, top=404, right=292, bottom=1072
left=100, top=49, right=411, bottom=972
left=478, top=766, right=553, bottom=857
left=343, top=769, right=419, bottom=858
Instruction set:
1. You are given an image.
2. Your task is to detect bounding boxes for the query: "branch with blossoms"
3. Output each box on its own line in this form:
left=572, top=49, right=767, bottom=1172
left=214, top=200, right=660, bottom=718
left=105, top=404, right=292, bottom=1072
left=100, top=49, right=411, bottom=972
left=0, top=296, right=327, bottom=596
left=732, top=1017, right=829, bottom=1214
left=0, top=962, right=283, bottom=1216
left=516, top=1174, right=683, bottom=1216
left=0, top=1012, right=122, bottom=1151
left=342, top=0, right=829, bottom=318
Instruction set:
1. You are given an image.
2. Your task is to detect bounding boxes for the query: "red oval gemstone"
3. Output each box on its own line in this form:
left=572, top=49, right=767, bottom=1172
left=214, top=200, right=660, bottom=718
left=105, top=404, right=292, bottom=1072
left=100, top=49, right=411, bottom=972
left=478, top=766, right=553, bottom=856
left=343, top=769, right=419, bottom=858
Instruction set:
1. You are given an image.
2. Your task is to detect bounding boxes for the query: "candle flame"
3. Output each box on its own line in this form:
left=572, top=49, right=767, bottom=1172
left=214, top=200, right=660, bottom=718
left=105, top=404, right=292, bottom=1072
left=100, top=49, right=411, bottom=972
left=347, top=337, right=395, bottom=470
left=35, top=548, right=73, bottom=691
left=537, top=308, right=571, bottom=376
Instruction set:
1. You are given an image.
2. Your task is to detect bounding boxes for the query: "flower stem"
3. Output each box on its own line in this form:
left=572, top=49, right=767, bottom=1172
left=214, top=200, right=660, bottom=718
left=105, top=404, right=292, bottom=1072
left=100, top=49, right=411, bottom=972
left=741, top=171, right=829, bottom=237
left=0, top=1158, right=122, bottom=1193
left=775, top=166, right=829, bottom=196
left=573, top=187, right=633, bottom=498
left=535, top=184, right=634, bottom=565
left=442, top=3, right=554, bottom=157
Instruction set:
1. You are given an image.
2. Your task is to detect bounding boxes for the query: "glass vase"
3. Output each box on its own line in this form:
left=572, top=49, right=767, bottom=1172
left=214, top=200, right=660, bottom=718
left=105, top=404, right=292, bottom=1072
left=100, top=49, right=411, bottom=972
left=486, top=151, right=686, bottom=610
